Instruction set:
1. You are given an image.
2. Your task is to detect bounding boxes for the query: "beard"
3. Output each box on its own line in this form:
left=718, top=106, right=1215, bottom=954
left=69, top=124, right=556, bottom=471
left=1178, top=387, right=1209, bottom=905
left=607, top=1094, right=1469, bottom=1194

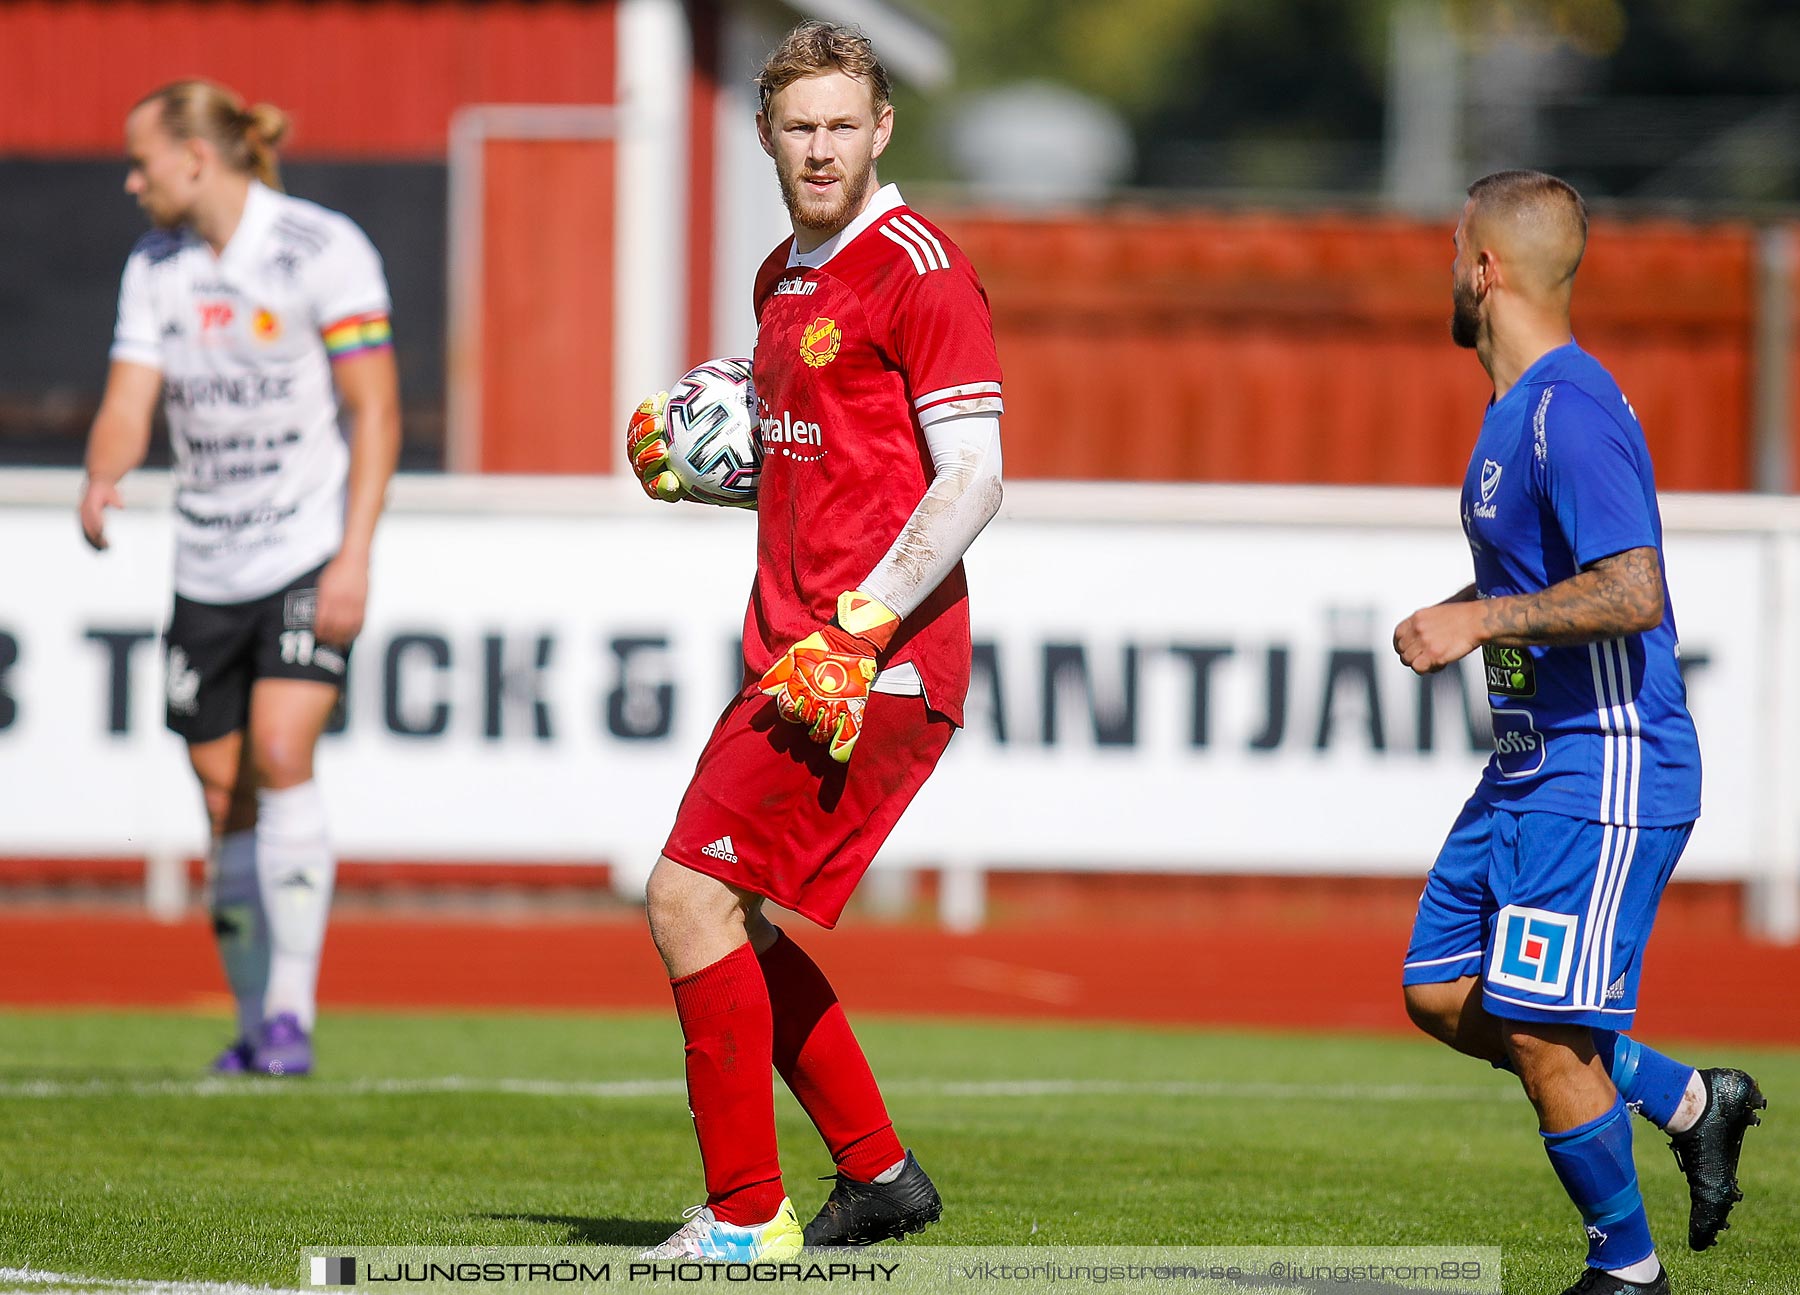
left=1450, top=276, right=1482, bottom=349
left=777, top=153, right=876, bottom=238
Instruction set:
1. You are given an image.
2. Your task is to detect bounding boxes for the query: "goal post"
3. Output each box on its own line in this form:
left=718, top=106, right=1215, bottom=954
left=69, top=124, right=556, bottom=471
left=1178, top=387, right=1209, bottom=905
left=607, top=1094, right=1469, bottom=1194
left=446, top=94, right=688, bottom=475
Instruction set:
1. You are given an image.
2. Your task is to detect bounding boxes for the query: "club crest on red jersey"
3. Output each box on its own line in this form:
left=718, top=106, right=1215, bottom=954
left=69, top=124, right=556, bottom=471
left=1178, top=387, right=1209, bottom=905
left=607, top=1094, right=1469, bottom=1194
left=799, top=316, right=842, bottom=368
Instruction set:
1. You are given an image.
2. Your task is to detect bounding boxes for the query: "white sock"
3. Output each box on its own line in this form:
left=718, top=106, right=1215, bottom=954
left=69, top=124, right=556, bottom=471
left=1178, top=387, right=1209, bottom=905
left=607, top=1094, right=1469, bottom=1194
left=1665, top=1070, right=1707, bottom=1135
left=872, top=1156, right=908, bottom=1185
left=1607, top=1253, right=1661, bottom=1283
left=255, top=782, right=336, bottom=1032
left=209, top=830, right=267, bottom=1040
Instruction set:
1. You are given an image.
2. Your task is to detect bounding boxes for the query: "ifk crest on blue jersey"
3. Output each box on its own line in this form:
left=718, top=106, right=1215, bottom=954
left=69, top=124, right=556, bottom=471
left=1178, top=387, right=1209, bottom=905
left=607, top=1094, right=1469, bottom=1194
left=1457, top=343, right=1700, bottom=827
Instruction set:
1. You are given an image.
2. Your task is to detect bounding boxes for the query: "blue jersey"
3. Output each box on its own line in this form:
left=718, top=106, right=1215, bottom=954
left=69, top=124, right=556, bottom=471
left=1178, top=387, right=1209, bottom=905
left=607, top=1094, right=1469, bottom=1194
left=1460, top=343, right=1701, bottom=827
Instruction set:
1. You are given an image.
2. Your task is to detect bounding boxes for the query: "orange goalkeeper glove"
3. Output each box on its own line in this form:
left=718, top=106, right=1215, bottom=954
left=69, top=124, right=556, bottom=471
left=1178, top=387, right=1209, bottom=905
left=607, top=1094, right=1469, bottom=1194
left=757, top=591, right=900, bottom=763
left=625, top=392, right=684, bottom=502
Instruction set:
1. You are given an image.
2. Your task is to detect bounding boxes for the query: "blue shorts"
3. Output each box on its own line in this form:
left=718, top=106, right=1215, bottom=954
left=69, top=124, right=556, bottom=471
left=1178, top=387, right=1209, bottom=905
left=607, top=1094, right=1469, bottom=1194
left=1403, top=795, right=1692, bottom=1029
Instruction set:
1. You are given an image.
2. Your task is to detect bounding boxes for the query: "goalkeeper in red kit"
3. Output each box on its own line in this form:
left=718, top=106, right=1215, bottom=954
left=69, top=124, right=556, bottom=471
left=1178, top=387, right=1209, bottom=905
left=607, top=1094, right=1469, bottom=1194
left=625, top=20, right=1004, bottom=1263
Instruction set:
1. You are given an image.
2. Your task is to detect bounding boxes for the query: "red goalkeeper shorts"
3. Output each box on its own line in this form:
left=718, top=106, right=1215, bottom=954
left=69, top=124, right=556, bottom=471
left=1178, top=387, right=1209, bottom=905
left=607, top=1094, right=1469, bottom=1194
left=662, top=685, right=954, bottom=928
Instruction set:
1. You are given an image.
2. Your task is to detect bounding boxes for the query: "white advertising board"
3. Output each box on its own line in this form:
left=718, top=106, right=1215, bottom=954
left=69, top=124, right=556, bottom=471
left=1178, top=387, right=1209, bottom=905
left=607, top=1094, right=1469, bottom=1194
left=0, top=475, right=1793, bottom=897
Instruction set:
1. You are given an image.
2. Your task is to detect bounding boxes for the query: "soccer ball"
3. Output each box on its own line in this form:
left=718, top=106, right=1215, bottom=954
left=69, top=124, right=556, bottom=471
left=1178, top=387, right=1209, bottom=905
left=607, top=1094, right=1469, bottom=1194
left=664, top=357, right=761, bottom=507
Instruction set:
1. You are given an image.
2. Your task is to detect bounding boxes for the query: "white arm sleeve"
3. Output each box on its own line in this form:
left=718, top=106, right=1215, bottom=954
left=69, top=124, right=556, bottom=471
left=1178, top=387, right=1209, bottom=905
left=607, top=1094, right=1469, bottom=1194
left=857, top=412, right=1003, bottom=618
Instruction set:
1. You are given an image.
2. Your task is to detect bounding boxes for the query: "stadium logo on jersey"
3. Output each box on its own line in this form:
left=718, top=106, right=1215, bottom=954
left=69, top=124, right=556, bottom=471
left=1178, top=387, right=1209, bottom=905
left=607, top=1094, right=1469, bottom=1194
left=1490, top=905, right=1578, bottom=996
left=166, top=647, right=201, bottom=717
left=799, top=316, right=842, bottom=368
left=774, top=275, right=818, bottom=297
left=1490, top=708, right=1547, bottom=778
left=251, top=308, right=282, bottom=343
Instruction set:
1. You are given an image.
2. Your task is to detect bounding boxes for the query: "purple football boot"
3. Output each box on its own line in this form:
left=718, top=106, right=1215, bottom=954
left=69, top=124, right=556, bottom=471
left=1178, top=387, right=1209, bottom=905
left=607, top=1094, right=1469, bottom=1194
left=210, top=1038, right=254, bottom=1074
left=251, top=1013, right=313, bottom=1077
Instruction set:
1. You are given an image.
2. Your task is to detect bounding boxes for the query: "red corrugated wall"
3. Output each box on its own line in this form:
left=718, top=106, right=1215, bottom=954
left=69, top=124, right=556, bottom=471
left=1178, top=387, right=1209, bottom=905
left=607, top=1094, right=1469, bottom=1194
left=941, top=210, right=1761, bottom=491
left=6, top=0, right=1782, bottom=488
left=0, top=0, right=617, bottom=157
left=477, top=138, right=616, bottom=474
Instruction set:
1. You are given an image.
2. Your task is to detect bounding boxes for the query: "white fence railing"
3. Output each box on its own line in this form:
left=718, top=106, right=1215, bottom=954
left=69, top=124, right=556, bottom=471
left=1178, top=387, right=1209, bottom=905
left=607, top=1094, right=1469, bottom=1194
left=3, top=470, right=1795, bottom=938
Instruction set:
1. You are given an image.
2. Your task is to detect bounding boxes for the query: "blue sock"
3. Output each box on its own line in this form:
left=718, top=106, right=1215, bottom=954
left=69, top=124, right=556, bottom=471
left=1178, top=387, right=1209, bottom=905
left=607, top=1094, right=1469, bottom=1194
left=1593, top=1030, right=1695, bottom=1129
left=1542, top=1095, right=1656, bottom=1271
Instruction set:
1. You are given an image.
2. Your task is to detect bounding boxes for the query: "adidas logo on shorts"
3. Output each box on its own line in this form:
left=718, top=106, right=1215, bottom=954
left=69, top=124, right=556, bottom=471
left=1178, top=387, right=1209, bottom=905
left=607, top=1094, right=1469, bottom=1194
left=701, top=836, right=740, bottom=864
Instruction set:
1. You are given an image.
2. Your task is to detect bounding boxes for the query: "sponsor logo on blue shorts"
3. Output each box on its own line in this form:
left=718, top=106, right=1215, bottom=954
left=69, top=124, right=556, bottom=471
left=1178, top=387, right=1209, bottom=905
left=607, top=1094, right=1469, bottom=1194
left=1490, top=904, right=1578, bottom=996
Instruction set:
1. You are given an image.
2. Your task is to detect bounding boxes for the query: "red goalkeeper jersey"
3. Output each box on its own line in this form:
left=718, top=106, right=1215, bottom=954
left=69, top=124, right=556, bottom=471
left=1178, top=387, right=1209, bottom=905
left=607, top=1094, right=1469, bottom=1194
left=747, top=184, right=1003, bottom=726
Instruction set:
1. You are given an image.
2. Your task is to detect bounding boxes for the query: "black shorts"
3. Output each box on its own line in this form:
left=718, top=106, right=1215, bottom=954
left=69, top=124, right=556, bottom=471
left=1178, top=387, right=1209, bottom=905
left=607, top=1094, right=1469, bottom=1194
left=163, top=562, right=350, bottom=744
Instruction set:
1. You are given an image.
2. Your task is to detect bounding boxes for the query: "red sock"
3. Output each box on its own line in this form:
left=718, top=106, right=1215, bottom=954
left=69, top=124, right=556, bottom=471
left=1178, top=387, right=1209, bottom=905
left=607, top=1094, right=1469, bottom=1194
left=670, top=943, right=785, bottom=1225
left=758, top=930, right=905, bottom=1183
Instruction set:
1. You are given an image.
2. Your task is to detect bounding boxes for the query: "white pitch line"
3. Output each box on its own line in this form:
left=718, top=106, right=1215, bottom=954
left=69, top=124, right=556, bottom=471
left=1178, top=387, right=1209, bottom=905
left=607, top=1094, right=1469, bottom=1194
left=0, top=1076, right=686, bottom=1101
left=0, top=1269, right=307, bottom=1295
left=894, top=1079, right=1511, bottom=1102
left=0, top=1076, right=1510, bottom=1103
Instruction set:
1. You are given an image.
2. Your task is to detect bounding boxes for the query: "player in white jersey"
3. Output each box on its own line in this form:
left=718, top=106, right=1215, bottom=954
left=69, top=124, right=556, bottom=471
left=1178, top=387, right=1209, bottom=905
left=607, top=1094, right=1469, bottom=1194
left=78, top=80, right=400, bottom=1076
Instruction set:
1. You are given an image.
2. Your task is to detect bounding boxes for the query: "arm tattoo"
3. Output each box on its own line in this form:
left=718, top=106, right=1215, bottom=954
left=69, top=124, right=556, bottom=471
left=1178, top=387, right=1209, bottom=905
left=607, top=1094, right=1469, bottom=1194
left=1479, top=547, right=1665, bottom=647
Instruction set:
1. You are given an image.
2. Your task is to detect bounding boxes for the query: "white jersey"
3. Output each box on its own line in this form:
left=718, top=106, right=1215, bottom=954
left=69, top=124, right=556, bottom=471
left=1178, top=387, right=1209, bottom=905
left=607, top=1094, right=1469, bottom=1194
left=110, top=180, right=392, bottom=603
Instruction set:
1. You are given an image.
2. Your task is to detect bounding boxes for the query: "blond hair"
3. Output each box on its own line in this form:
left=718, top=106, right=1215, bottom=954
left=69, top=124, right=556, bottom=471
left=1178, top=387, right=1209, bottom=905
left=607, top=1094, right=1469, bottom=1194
left=756, top=20, right=891, bottom=116
left=137, top=79, right=289, bottom=191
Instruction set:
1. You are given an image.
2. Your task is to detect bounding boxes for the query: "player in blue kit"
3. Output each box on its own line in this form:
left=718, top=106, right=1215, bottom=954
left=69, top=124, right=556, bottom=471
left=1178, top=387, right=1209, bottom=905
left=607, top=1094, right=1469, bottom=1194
left=1392, top=171, right=1765, bottom=1295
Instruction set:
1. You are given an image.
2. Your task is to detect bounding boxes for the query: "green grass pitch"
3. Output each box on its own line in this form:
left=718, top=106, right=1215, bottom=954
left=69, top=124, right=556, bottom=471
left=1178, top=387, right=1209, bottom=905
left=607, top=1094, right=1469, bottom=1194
left=1, top=1010, right=1793, bottom=1293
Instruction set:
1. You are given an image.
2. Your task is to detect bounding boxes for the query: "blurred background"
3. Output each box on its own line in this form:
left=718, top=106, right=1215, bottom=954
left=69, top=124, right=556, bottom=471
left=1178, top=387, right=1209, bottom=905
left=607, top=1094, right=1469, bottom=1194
left=1, top=0, right=1797, bottom=1040
left=5, top=0, right=1800, bottom=483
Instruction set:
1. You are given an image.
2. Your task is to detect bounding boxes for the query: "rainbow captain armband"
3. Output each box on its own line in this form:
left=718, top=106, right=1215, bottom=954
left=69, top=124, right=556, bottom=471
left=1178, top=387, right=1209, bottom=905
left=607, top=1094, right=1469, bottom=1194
left=322, top=311, right=393, bottom=361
